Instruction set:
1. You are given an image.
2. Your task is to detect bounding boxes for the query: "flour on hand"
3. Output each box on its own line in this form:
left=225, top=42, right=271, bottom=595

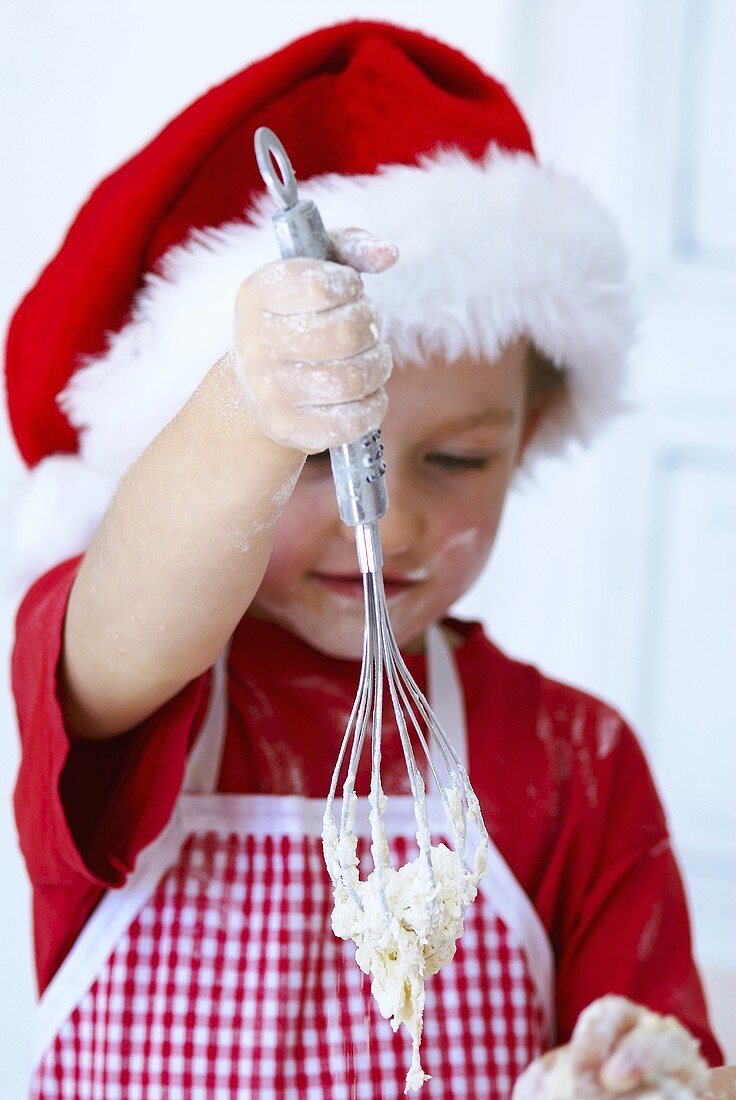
left=514, top=995, right=710, bottom=1100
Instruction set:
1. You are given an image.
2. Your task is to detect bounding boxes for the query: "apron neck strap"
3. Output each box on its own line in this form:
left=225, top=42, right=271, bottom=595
left=425, top=621, right=468, bottom=796
left=183, top=637, right=232, bottom=792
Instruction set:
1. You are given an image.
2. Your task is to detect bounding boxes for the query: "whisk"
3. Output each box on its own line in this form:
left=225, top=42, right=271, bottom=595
left=254, top=126, right=489, bottom=1079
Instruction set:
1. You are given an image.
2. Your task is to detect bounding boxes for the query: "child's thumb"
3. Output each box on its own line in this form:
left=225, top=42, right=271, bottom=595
left=328, top=226, right=399, bottom=273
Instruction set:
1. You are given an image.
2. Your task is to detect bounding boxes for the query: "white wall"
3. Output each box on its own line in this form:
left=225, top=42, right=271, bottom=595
left=2, top=1, right=733, bottom=1092
left=452, top=0, right=736, bottom=1056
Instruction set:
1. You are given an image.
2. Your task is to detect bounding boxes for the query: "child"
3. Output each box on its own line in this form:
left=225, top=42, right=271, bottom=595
left=7, top=18, right=723, bottom=1099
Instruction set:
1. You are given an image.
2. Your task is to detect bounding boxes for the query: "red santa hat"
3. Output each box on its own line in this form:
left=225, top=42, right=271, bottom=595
left=5, top=19, right=636, bottom=590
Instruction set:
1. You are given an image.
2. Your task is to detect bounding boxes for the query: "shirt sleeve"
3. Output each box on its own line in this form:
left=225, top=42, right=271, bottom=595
left=12, top=554, right=213, bottom=891
left=549, top=697, right=724, bottom=1065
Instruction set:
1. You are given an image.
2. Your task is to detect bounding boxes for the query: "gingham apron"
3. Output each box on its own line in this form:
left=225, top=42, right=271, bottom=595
left=30, top=624, right=554, bottom=1099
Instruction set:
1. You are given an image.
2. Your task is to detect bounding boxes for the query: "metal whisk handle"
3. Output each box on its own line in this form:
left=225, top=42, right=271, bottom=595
left=254, top=126, right=389, bottom=531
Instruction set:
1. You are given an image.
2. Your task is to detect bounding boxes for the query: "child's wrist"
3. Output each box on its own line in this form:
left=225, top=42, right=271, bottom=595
left=204, top=348, right=307, bottom=509
left=212, top=347, right=306, bottom=457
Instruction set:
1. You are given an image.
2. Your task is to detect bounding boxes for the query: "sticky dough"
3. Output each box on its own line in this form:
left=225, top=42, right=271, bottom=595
left=542, top=997, right=709, bottom=1100
left=323, top=792, right=488, bottom=1092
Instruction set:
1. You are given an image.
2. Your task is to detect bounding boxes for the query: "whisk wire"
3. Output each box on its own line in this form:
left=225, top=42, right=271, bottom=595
left=367, top=577, right=392, bottom=921
left=323, top=516, right=491, bottom=924
left=373, top=575, right=436, bottom=890
left=387, top=631, right=472, bottom=858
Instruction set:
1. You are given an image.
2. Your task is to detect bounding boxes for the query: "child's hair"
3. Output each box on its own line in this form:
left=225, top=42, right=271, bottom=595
left=526, top=343, right=568, bottom=412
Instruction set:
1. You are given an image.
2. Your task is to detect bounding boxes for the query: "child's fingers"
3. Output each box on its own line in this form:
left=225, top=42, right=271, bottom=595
left=328, top=226, right=399, bottom=273
left=267, top=344, right=392, bottom=409
left=242, top=258, right=364, bottom=315
left=513, top=1002, right=707, bottom=1100
left=260, top=295, right=381, bottom=363
left=600, top=1016, right=708, bottom=1094
left=569, top=996, right=642, bottom=1075
left=511, top=1049, right=562, bottom=1100
left=261, top=387, right=389, bottom=453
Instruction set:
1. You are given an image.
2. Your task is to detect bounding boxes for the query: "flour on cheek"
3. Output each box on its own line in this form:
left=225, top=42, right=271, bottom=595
left=426, top=527, right=485, bottom=594
left=384, top=526, right=486, bottom=649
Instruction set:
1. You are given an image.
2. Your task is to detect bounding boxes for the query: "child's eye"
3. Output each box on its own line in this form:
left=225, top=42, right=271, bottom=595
left=307, top=450, right=494, bottom=473
left=425, top=452, right=490, bottom=471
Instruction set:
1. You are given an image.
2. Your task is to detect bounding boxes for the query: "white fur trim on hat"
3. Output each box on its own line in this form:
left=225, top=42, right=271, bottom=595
left=8, top=454, right=115, bottom=594
left=11, top=144, right=638, bottom=593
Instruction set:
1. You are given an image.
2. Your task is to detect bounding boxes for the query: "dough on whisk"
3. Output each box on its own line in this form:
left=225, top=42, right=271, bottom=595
left=329, top=839, right=478, bottom=1093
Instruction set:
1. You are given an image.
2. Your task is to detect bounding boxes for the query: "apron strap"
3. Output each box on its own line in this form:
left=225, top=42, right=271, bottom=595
left=425, top=621, right=556, bottom=1041
left=425, top=621, right=468, bottom=789
left=182, top=637, right=233, bottom=793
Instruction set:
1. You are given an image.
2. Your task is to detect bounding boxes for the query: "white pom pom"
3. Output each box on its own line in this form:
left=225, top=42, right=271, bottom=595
left=7, top=455, right=115, bottom=595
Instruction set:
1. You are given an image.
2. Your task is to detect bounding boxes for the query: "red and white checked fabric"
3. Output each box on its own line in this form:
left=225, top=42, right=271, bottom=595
left=32, top=829, right=547, bottom=1100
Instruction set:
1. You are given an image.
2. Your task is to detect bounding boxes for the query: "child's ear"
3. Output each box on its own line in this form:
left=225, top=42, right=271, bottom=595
left=519, top=344, right=567, bottom=465
left=516, top=401, right=548, bottom=465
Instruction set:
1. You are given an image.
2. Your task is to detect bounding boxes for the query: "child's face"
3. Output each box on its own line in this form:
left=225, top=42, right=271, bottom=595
left=251, top=339, right=537, bottom=659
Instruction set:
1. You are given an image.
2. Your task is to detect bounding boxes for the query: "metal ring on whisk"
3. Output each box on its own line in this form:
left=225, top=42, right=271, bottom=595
left=254, top=126, right=298, bottom=210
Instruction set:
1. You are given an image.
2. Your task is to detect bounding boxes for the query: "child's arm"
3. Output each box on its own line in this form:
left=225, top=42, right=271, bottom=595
left=707, top=1067, right=736, bottom=1100
left=60, top=229, right=396, bottom=740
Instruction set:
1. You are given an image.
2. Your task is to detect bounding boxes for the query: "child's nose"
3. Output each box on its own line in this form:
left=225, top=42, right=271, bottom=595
left=377, top=490, right=425, bottom=558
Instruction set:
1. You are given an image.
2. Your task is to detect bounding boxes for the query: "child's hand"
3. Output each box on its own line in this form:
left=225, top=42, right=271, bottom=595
left=233, top=226, right=398, bottom=453
left=512, top=996, right=709, bottom=1100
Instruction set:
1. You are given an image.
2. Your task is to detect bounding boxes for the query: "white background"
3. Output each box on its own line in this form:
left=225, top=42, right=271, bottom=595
left=1, top=0, right=734, bottom=1092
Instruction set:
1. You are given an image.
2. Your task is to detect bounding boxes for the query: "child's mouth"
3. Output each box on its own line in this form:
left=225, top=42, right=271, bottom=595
left=310, top=572, right=421, bottom=600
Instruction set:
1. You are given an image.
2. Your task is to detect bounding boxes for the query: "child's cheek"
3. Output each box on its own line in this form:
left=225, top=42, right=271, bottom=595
left=261, top=480, right=335, bottom=590
left=377, top=522, right=491, bottom=652
left=426, top=525, right=489, bottom=604
left=426, top=479, right=505, bottom=593
left=433, top=497, right=501, bottom=591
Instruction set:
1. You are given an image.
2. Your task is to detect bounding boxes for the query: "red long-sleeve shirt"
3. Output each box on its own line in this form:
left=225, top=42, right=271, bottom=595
left=11, top=554, right=723, bottom=1064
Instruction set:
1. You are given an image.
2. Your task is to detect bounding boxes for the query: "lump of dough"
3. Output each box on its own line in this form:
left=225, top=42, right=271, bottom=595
left=330, top=841, right=478, bottom=1093
left=538, top=996, right=710, bottom=1100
